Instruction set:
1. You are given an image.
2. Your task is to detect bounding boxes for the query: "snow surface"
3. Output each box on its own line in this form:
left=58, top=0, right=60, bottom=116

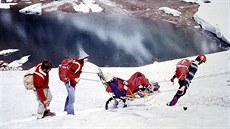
left=0, top=49, right=30, bottom=69
left=19, top=3, right=42, bottom=15
left=0, top=49, right=19, bottom=56
left=0, top=2, right=16, bottom=9
left=0, top=51, right=229, bottom=129
left=158, top=7, right=181, bottom=17
left=17, top=0, right=103, bottom=14
left=8, top=55, right=30, bottom=67
left=193, top=0, right=230, bottom=44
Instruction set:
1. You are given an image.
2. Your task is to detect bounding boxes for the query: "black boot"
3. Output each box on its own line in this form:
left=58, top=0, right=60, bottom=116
left=42, top=109, right=56, bottom=118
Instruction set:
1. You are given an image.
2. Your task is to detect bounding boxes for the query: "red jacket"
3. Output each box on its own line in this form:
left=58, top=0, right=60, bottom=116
left=66, top=59, right=84, bottom=86
left=127, top=72, right=150, bottom=95
left=33, top=64, right=49, bottom=101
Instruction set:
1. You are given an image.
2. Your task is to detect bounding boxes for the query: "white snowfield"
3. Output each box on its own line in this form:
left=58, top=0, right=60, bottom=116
left=17, top=0, right=103, bottom=14
left=0, top=51, right=229, bottom=129
left=193, top=0, right=230, bottom=44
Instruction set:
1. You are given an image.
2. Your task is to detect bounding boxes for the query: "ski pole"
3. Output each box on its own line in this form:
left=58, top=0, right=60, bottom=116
left=82, top=71, right=99, bottom=74
left=157, top=80, right=170, bottom=83
left=80, top=78, right=101, bottom=82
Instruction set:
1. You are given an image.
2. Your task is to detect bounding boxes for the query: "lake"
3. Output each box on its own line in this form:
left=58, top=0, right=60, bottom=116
left=0, top=9, right=228, bottom=69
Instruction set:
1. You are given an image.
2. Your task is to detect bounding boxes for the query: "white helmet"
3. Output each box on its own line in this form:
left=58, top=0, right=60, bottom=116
left=78, top=48, right=89, bottom=60
left=104, top=73, right=114, bottom=82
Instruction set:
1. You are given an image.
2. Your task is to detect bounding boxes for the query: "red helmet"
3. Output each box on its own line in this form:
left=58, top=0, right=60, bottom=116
left=196, top=54, right=207, bottom=63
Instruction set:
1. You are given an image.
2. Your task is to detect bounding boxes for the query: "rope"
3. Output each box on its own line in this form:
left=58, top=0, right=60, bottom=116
left=79, top=77, right=101, bottom=82
left=157, top=80, right=170, bottom=83
left=82, top=71, right=99, bottom=74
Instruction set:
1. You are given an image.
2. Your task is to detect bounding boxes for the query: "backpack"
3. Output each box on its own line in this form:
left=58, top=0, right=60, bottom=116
left=23, top=67, right=36, bottom=90
left=175, top=59, right=192, bottom=80
left=58, top=58, right=74, bottom=82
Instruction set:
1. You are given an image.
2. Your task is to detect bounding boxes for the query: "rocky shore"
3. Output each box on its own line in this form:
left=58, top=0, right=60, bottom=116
left=99, top=0, right=200, bottom=28
left=7, top=0, right=200, bottom=28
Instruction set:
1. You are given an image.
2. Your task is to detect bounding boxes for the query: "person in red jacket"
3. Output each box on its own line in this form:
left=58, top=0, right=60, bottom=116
left=167, top=54, right=207, bottom=106
left=64, top=48, right=89, bottom=115
left=33, top=60, right=55, bottom=119
left=104, top=72, right=160, bottom=98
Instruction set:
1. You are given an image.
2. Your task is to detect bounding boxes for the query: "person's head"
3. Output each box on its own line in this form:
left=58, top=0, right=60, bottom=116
left=41, top=60, right=52, bottom=73
left=78, top=48, right=89, bottom=63
left=195, top=54, right=207, bottom=65
left=104, top=73, right=114, bottom=82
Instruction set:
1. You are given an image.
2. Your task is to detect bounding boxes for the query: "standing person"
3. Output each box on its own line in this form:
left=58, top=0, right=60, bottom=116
left=167, top=54, right=207, bottom=106
left=64, top=48, right=89, bottom=115
left=33, top=60, right=55, bottom=119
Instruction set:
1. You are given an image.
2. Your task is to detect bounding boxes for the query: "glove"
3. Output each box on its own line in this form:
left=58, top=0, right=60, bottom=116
left=124, top=85, right=128, bottom=90
left=123, top=81, right=128, bottom=86
left=138, top=85, right=144, bottom=89
left=170, top=78, right=175, bottom=85
left=74, top=78, right=80, bottom=83
left=43, top=99, right=49, bottom=108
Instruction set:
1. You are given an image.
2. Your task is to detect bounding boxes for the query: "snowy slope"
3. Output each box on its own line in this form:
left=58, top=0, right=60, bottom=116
left=0, top=51, right=229, bottom=129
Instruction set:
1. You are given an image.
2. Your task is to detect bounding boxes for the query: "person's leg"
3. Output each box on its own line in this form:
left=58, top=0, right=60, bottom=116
left=34, top=90, right=46, bottom=119
left=65, top=83, right=75, bottom=115
left=64, top=83, right=69, bottom=112
left=64, top=96, right=69, bottom=112
left=167, top=85, right=188, bottom=106
left=42, top=88, right=55, bottom=117
left=44, top=88, right=52, bottom=106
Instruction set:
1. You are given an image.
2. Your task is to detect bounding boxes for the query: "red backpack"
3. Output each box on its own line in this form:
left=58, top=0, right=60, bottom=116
left=175, top=59, right=192, bottom=80
left=58, top=58, right=74, bottom=82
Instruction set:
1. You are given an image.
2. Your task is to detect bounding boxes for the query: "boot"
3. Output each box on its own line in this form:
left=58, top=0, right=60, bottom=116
left=153, top=85, right=160, bottom=91
left=166, top=96, right=178, bottom=106
left=42, top=109, right=56, bottom=118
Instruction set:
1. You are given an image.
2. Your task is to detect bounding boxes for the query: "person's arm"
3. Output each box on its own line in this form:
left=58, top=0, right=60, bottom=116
left=170, top=75, right=176, bottom=84
left=36, top=88, right=47, bottom=101
left=185, top=63, right=198, bottom=86
left=34, top=74, right=47, bottom=102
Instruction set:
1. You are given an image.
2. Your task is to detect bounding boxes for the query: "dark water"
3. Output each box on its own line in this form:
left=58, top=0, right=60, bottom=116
left=0, top=9, right=228, bottom=69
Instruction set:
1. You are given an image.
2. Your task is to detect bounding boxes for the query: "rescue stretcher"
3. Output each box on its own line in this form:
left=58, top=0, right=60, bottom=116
left=97, top=68, right=160, bottom=110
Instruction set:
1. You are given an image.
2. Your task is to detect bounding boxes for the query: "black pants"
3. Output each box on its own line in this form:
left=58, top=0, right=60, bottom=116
left=174, top=80, right=189, bottom=99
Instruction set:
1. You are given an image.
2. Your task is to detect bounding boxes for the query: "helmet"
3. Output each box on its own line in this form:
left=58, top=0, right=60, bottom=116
left=196, top=54, right=207, bottom=64
left=104, top=73, right=114, bottom=82
left=78, top=48, right=89, bottom=60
